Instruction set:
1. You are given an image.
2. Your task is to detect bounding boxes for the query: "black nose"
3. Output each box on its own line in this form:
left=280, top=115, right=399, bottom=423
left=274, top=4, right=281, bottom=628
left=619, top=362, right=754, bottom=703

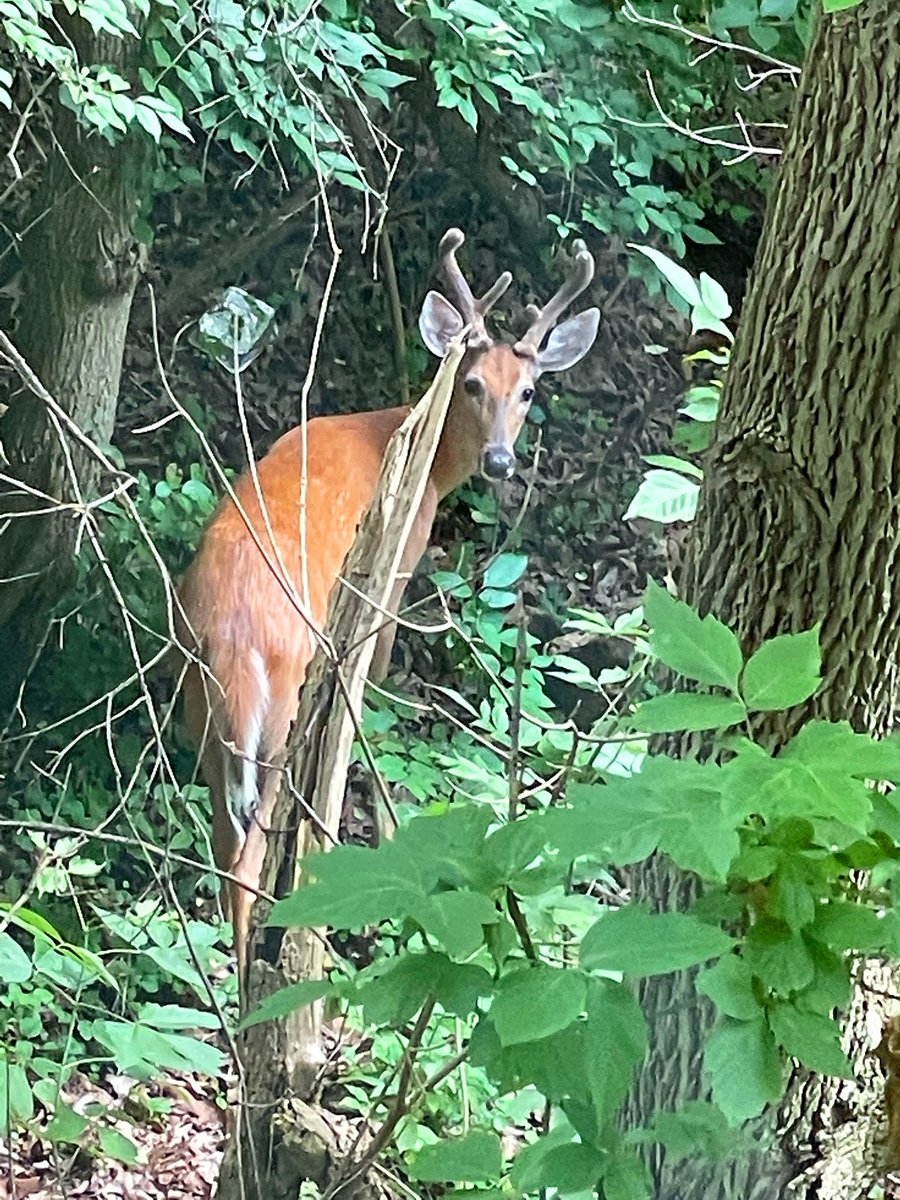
left=482, top=446, right=516, bottom=480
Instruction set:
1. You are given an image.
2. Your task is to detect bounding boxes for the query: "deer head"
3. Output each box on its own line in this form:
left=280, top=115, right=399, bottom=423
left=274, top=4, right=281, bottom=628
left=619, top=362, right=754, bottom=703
left=419, top=229, right=600, bottom=483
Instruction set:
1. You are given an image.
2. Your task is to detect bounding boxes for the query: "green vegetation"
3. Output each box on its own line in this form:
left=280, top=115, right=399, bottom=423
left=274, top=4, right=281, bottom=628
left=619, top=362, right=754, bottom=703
left=1, top=0, right=891, bottom=1195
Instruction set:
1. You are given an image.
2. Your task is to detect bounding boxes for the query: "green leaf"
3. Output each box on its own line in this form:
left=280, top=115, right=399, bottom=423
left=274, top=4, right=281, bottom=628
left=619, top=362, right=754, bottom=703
left=634, top=693, right=746, bottom=733
left=134, top=101, right=162, bottom=141
left=624, top=469, right=699, bottom=524
left=525, top=1142, right=604, bottom=1192
left=492, top=966, right=587, bottom=1046
left=822, top=0, right=861, bottom=10
left=584, top=978, right=647, bottom=1126
left=679, top=394, right=720, bottom=422
left=698, top=272, right=732, bottom=321
left=705, top=1017, right=784, bottom=1123
left=360, top=67, right=413, bottom=88
left=356, top=954, right=441, bottom=1026
left=0, top=933, right=32, bottom=983
left=432, top=957, right=494, bottom=1016
left=644, top=580, right=743, bottom=690
left=510, top=1125, right=578, bottom=1191
left=629, top=244, right=702, bottom=307
left=769, top=860, right=816, bottom=931
left=240, top=980, right=331, bottom=1030
left=472, top=1016, right=590, bottom=1102
left=695, top=955, right=760, bottom=1021
left=768, top=1004, right=852, bottom=1078
left=137, top=1004, right=219, bottom=1031
left=722, top=737, right=873, bottom=830
left=482, top=816, right=550, bottom=884
left=633, top=1101, right=734, bottom=1162
left=93, top=1021, right=224, bottom=1078
left=740, top=628, right=821, bottom=711
left=743, top=922, right=815, bottom=995
left=45, top=1103, right=89, bottom=1144
left=683, top=223, right=723, bottom=246
left=801, top=945, right=852, bottom=1014
left=603, top=1148, right=651, bottom=1200
left=483, top=553, right=527, bottom=589
left=98, top=1126, right=139, bottom=1164
left=0, top=1060, right=33, bottom=1125
left=269, top=844, right=427, bottom=929
left=642, top=453, right=703, bottom=479
left=580, top=906, right=734, bottom=977
left=408, top=1131, right=502, bottom=1183
left=808, top=901, right=887, bottom=954
left=781, top=721, right=900, bottom=782
left=417, top=892, right=497, bottom=960
left=549, top=762, right=739, bottom=883
left=481, top=587, right=517, bottom=609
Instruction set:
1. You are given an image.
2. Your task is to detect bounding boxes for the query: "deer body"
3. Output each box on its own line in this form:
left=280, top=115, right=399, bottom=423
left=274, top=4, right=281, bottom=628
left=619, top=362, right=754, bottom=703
left=176, top=231, right=599, bottom=984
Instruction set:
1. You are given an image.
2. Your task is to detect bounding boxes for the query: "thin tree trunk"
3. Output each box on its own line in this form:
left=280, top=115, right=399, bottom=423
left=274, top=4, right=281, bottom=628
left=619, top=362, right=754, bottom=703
left=630, top=4, right=900, bottom=1196
left=0, top=32, right=147, bottom=709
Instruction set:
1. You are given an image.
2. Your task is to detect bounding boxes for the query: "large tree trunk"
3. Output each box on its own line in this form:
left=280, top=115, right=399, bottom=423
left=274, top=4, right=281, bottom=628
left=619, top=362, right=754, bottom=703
left=0, top=32, right=147, bottom=709
left=630, top=3, right=900, bottom=1197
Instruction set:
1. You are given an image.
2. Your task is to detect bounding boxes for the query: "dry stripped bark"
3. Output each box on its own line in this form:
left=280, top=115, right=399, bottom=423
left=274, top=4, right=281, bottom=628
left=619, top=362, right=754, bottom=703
left=215, top=341, right=464, bottom=1200
left=628, top=4, right=900, bottom=1198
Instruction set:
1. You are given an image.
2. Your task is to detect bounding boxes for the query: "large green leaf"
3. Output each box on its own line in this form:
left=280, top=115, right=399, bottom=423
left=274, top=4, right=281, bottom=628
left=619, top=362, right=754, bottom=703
left=548, top=757, right=739, bottom=882
left=491, top=966, right=587, bottom=1047
left=417, top=891, right=498, bottom=960
left=644, top=580, right=743, bottom=690
left=355, top=954, right=442, bottom=1026
left=743, top=922, right=815, bottom=995
left=269, top=845, right=428, bottom=929
left=633, top=692, right=746, bottom=733
left=240, top=980, right=331, bottom=1030
left=705, top=1017, right=784, bottom=1124
left=741, top=628, right=820, bottom=711
left=624, top=469, right=699, bottom=524
left=408, top=1131, right=502, bottom=1183
left=0, top=933, right=32, bottom=983
left=580, top=906, right=734, bottom=977
left=695, top=955, right=760, bottom=1021
left=632, top=1101, right=735, bottom=1162
left=768, top=1004, right=852, bottom=1078
left=584, top=978, right=647, bottom=1126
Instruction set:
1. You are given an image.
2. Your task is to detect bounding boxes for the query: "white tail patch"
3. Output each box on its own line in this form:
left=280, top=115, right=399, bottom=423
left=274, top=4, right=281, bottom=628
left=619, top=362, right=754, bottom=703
left=224, top=649, right=270, bottom=841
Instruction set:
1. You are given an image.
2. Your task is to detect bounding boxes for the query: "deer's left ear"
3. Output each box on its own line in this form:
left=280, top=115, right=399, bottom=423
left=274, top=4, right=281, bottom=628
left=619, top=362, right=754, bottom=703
left=419, top=291, right=465, bottom=358
left=535, top=308, right=600, bottom=374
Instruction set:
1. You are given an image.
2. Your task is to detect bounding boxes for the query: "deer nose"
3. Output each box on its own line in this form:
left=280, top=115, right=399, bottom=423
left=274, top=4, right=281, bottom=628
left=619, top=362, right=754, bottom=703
left=482, top=446, right=516, bottom=481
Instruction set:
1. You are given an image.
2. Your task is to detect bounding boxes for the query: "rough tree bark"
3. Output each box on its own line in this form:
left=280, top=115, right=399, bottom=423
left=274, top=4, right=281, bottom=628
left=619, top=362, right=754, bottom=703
left=629, top=4, right=900, bottom=1198
left=0, top=29, right=147, bottom=709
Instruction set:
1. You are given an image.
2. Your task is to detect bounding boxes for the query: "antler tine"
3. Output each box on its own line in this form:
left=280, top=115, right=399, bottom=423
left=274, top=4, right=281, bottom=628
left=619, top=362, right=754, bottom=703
left=514, top=239, right=595, bottom=358
left=438, top=228, right=511, bottom=346
left=439, top=228, right=476, bottom=323
left=477, top=271, right=513, bottom=319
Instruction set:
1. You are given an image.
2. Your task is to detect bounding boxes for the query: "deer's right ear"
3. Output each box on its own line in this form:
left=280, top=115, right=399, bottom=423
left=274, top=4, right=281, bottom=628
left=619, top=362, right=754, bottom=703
left=419, top=291, right=465, bottom=358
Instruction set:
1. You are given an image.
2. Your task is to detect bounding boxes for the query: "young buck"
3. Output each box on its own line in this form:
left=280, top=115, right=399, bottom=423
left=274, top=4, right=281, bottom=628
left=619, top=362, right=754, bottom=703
left=176, top=229, right=600, bottom=979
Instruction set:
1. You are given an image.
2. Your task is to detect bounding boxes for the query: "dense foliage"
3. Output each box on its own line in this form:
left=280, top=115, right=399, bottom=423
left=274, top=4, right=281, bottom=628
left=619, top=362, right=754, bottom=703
left=2, top=0, right=886, bottom=1194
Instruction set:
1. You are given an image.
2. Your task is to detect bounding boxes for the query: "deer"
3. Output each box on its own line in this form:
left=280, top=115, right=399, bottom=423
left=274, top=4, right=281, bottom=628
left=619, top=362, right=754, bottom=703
left=175, top=228, right=600, bottom=986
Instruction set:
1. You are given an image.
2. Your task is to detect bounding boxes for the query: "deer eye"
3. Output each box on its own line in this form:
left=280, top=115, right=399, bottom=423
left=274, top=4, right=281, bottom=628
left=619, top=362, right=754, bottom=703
left=464, top=377, right=482, bottom=398
left=521, top=387, right=535, bottom=405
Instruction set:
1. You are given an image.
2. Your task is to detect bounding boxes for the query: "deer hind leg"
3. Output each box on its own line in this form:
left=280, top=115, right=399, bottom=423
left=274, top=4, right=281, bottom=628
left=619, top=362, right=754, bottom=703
left=228, top=660, right=305, bottom=997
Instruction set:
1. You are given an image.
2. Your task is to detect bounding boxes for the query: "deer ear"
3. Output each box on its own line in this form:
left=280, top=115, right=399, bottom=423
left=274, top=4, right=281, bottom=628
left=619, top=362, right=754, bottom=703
left=419, top=291, right=465, bottom=358
left=536, top=308, right=600, bottom=374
